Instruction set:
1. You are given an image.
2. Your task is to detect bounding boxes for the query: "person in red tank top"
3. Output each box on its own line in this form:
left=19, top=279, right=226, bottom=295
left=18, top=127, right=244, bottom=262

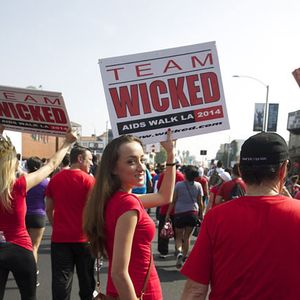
left=83, top=130, right=176, bottom=300
left=0, top=125, right=76, bottom=300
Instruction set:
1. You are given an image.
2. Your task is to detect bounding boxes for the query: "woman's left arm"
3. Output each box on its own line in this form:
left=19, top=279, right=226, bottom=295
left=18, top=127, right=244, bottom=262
left=139, top=130, right=176, bottom=208
left=25, top=129, right=77, bottom=191
left=111, top=210, right=139, bottom=300
left=166, top=190, right=177, bottom=221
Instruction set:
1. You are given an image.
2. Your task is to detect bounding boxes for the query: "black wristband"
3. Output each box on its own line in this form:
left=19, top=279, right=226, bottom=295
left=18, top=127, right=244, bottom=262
left=166, top=162, right=176, bottom=166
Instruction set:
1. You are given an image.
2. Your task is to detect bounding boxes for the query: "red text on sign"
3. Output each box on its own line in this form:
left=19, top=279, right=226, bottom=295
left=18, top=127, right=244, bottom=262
left=106, top=53, right=213, bottom=80
left=109, top=72, right=220, bottom=118
left=0, top=92, right=62, bottom=105
left=0, top=102, right=67, bottom=124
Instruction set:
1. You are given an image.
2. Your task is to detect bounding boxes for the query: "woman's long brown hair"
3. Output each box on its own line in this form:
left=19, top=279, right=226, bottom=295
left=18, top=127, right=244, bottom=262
left=83, top=135, right=143, bottom=258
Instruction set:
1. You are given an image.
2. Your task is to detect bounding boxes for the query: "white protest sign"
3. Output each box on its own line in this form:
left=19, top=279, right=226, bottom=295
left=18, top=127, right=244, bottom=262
left=0, top=85, right=71, bottom=136
left=145, top=143, right=160, bottom=153
left=99, top=41, right=230, bottom=144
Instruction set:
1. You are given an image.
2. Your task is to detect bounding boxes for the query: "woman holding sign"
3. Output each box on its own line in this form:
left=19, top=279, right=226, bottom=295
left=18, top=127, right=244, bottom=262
left=0, top=125, right=77, bottom=300
left=83, top=130, right=176, bottom=300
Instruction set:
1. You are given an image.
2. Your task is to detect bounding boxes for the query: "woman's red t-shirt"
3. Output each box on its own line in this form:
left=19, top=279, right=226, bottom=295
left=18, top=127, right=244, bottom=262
left=105, top=191, right=162, bottom=300
left=0, top=176, right=32, bottom=250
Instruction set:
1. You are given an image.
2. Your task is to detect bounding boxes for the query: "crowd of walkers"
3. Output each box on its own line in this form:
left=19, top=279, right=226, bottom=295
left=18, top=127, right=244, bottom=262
left=1, top=125, right=300, bottom=299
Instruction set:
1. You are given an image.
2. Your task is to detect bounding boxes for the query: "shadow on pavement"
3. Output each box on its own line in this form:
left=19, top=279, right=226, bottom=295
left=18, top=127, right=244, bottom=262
left=156, top=266, right=185, bottom=283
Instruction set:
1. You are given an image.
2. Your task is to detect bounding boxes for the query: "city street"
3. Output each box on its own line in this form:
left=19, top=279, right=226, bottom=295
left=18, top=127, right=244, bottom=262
left=4, top=215, right=197, bottom=300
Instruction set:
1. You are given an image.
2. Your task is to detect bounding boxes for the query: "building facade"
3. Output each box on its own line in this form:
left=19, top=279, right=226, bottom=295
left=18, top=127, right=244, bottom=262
left=21, top=122, right=81, bottom=159
left=21, top=124, right=113, bottom=160
left=216, top=139, right=244, bottom=168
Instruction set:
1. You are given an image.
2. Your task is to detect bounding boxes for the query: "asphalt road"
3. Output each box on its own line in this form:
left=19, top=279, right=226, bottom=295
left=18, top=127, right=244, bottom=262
left=4, top=216, right=198, bottom=300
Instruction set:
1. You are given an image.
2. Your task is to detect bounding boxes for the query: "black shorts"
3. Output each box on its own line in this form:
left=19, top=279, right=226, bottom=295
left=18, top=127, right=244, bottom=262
left=25, top=214, right=46, bottom=228
left=174, top=212, right=198, bottom=228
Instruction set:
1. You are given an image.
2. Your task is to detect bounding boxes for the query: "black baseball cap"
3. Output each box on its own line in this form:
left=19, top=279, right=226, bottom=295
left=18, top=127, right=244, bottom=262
left=240, top=132, right=289, bottom=166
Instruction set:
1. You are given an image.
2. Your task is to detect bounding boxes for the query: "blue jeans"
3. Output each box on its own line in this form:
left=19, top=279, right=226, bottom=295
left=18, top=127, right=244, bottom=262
left=51, top=242, right=95, bottom=300
left=0, top=242, right=36, bottom=300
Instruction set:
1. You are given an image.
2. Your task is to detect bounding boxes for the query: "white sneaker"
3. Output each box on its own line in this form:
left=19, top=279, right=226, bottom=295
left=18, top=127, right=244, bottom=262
left=176, top=252, right=183, bottom=269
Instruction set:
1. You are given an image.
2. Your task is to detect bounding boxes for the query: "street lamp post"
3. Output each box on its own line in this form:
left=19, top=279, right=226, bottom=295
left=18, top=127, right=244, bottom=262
left=233, top=75, right=269, bottom=132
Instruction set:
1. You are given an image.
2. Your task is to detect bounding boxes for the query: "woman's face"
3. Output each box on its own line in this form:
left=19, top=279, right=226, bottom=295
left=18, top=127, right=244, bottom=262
left=114, top=141, right=146, bottom=192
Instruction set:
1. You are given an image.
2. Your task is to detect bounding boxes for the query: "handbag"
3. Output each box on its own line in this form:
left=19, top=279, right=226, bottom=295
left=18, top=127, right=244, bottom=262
left=159, top=221, right=174, bottom=239
left=93, top=252, right=153, bottom=300
left=192, top=218, right=202, bottom=237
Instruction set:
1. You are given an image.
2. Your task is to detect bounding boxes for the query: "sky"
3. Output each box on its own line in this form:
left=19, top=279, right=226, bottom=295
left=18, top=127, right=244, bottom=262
left=1, top=0, right=299, bottom=161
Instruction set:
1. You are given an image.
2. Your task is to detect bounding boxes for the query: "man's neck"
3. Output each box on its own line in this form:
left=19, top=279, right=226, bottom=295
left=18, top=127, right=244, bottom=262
left=246, top=184, right=280, bottom=196
left=69, top=163, right=81, bottom=171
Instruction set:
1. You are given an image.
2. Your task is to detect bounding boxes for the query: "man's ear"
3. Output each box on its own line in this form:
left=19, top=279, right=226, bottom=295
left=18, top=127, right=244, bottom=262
left=278, top=161, right=289, bottom=193
left=78, top=154, right=83, bottom=164
left=279, top=161, right=288, bottom=181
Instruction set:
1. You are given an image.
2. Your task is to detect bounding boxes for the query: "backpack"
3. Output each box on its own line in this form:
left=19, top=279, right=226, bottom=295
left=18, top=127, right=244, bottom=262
left=229, top=182, right=245, bottom=200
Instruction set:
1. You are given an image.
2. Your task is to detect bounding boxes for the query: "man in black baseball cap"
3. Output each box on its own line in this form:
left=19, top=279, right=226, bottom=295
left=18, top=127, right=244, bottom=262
left=239, top=132, right=289, bottom=189
left=240, top=132, right=289, bottom=166
left=180, top=132, right=300, bottom=300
